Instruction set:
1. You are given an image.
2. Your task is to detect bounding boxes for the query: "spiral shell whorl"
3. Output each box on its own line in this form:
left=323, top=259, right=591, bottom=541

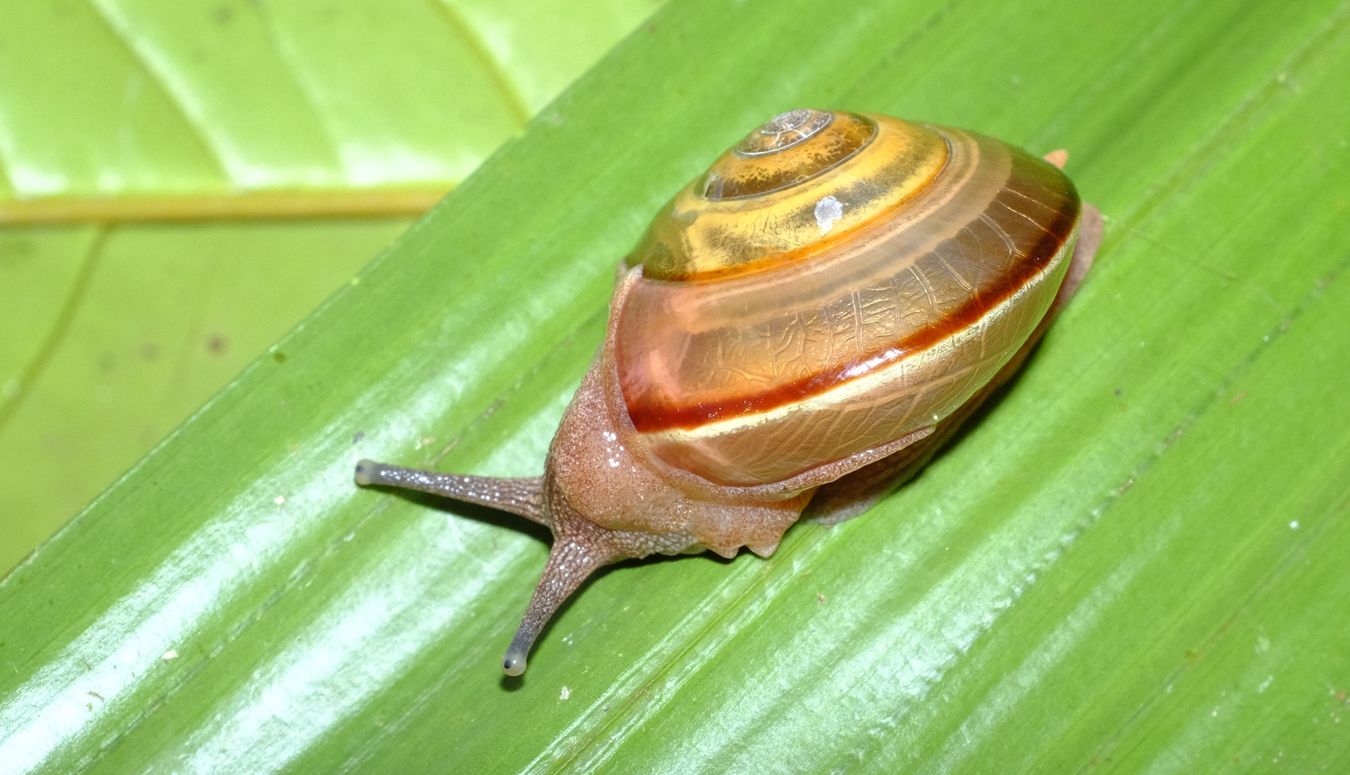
left=633, top=110, right=949, bottom=281
left=700, top=110, right=872, bottom=201
left=735, top=108, right=833, bottom=156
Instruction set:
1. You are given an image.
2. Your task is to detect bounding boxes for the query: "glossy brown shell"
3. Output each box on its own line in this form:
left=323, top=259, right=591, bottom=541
left=612, top=110, right=1082, bottom=487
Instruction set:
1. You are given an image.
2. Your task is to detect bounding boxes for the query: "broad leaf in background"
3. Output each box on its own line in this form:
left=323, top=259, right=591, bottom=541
left=2, top=0, right=1349, bottom=772
left=0, top=0, right=660, bottom=572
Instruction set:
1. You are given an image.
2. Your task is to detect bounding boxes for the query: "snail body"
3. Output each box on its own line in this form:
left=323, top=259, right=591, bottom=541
left=355, top=109, right=1103, bottom=676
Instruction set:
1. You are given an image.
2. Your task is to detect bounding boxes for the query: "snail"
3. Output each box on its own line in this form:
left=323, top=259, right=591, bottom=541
left=355, top=109, right=1103, bottom=676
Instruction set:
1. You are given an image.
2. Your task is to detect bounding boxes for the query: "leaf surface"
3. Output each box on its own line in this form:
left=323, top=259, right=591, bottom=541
left=0, top=0, right=658, bottom=572
left=1, top=1, right=1347, bottom=772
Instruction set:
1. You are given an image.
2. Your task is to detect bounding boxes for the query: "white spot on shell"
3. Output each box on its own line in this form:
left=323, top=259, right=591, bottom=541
left=815, top=196, right=843, bottom=234
left=161, top=649, right=179, bottom=662
left=559, top=686, right=571, bottom=701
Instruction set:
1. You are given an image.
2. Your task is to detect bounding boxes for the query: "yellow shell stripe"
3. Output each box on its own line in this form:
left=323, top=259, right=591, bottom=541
left=635, top=112, right=949, bottom=281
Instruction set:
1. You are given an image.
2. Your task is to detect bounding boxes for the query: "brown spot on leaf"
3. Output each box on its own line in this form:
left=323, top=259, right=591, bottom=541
left=206, top=334, right=228, bottom=356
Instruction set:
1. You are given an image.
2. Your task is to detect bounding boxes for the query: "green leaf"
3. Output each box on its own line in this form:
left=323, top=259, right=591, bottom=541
left=0, top=0, right=658, bottom=210
left=0, top=0, right=659, bottom=573
left=3, top=0, right=1349, bottom=772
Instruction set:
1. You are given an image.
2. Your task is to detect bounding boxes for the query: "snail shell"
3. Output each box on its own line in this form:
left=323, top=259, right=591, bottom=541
left=355, top=109, right=1102, bottom=676
left=618, top=109, right=1079, bottom=486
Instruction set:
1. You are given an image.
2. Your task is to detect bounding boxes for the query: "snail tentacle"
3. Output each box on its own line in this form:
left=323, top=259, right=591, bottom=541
left=502, top=533, right=614, bottom=677
left=353, top=459, right=547, bottom=525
